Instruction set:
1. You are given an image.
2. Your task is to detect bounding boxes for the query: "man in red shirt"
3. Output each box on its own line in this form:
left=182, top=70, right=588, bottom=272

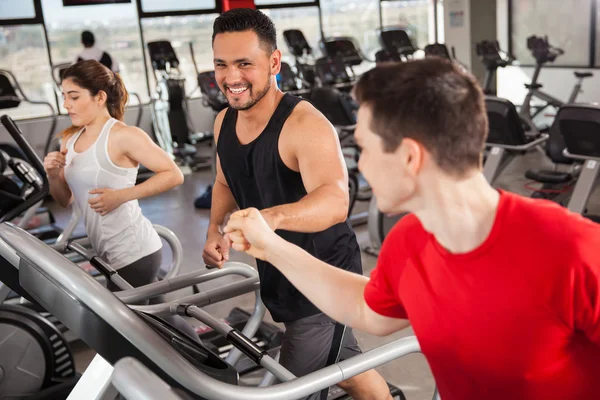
left=223, top=58, right=600, bottom=400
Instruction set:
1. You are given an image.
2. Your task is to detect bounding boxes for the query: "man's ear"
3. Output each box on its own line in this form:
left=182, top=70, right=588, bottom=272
left=270, top=49, right=282, bottom=75
left=400, top=138, right=424, bottom=177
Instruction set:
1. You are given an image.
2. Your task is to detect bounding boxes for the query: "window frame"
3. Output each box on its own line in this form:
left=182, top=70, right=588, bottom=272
left=1, top=1, right=59, bottom=111
left=508, top=0, right=598, bottom=69
left=0, top=0, right=44, bottom=26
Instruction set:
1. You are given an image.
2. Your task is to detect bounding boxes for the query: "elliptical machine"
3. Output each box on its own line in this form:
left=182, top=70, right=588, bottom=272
left=282, top=29, right=318, bottom=89
left=147, top=41, right=210, bottom=170
left=375, top=27, right=418, bottom=63
left=0, top=114, right=79, bottom=399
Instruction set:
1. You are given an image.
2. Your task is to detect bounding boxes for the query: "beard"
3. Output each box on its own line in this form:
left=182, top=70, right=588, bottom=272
left=225, top=74, right=272, bottom=111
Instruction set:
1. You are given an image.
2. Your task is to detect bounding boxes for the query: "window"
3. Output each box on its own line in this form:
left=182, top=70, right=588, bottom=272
left=320, top=0, right=381, bottom=60
left=141, top=14, right=219, bottom=97
left=140, top=0, right=216, bottom=13
left=256, top=0, right=315, bottom=4
left=41, top=0, right=148, bottom=104
left=0, top=25, right=55, bottom=119
left=381, top=0, right=431, bottom=48
left=511, top=0, right=592, bottom=66
left=0, top=0, right=36, bottom=20
left=261, top=6, right=321, bottom=64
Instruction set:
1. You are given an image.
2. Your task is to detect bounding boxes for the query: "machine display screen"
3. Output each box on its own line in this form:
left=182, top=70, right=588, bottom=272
left=380, top=29, right=416, bottom=55
left=283, top=30, right=312, bottom=57
left=324, top=40, right=360, bottom=61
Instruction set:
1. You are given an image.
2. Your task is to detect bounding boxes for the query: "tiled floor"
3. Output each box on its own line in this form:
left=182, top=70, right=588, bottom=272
left=49, top=147, right=599, bottom=400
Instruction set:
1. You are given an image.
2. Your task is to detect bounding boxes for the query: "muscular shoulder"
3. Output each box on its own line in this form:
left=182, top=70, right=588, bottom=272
left=213, top=108, right=229, bottom=144
left=283, top=100, right=336, bottom=140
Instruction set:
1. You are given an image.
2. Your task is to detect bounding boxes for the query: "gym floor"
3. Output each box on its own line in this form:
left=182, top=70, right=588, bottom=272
left=49, top=148, right=600, bottom=400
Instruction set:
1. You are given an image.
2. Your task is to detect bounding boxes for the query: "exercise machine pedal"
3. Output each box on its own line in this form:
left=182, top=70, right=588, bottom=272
left=196, top=307, right=284, bottom=376
left=328, top=382, right=406, bottom=400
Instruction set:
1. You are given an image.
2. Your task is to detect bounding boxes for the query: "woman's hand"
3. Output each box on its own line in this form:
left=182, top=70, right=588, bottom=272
left=88, top=188, right=126, bottom=216
left=43, top=149, right=67, bottom=180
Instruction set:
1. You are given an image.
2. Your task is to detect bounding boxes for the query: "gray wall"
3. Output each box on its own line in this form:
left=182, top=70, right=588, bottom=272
left=470, top=0, right=497, bottom=83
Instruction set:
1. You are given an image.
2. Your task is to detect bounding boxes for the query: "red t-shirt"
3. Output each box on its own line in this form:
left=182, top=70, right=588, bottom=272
left=364, top=190, right=600, bottom=400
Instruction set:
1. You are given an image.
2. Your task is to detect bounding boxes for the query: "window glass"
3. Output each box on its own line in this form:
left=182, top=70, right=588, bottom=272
left=381, top=0, right=430, bottom=48
left=320, top=0, right=381, bottom=59
left=0, top=25, right=55, bottom=119
left=261, top=6, right=321, bottom=64
left=256, top=0, right=315, bottom=4
left=140, top=0, right=216, bottom=13
left=512, top=0, right=591, bottom=66
left=0, top=0, right=36, bottom=20
left=142, top=14, right=219, bottom=96
left=41, top=0, right=148, bottom=104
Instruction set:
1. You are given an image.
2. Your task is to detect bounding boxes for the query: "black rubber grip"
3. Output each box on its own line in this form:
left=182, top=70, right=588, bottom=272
left=90, top=257, right=116, bottom=279
left=227, top=329, right=267, bottom=364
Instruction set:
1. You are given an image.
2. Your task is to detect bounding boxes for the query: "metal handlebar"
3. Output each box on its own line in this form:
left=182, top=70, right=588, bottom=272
left=0, top=115, right=49, bottom=222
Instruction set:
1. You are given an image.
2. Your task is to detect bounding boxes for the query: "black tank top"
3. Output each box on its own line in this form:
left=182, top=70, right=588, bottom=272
left=77, top=51, right=113, bottom=70
left=217, top=93, right=362, bottom=323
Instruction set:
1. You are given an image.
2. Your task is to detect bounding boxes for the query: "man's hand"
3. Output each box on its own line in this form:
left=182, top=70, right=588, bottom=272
left=203, top=230, right=230, bottom=268
left=224, top=208, right=281, bottom=261
left=88, top=188, right=126, bottom=216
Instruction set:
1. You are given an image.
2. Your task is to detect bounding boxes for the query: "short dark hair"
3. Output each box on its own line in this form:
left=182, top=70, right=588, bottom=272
left=354, top=58, right=488, bottom=176
left=212, top=8, right=277, bottom=53
left=81, top=31, right=95, bottom=48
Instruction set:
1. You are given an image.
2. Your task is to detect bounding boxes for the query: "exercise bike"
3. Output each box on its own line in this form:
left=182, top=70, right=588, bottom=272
left=518, top=35, right=593, bottom=135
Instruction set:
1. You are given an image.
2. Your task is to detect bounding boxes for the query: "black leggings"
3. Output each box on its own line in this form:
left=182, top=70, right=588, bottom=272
left=106, top=249, right=200, bottom=343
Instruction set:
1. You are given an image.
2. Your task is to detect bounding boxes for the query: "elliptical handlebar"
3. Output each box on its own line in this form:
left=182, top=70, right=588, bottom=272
left=0, top=115, right=49, bottom=222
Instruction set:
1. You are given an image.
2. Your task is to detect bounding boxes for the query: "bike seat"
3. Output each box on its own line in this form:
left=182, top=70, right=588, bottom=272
left=525, top=169, right=572, bottom=184
left=574, top=72, right=593, bottom=79
left=525, top=83, right=543, bottom=90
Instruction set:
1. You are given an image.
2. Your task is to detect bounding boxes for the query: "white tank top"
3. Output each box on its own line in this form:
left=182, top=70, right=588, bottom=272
left=64, top=118, right=162, bottom=269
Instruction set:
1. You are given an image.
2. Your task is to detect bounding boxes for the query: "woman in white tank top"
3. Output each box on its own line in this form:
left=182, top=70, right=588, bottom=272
left=43, top=60, right=198, bottom=341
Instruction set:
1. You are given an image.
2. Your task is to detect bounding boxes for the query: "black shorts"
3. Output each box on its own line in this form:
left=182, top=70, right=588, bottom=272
left=279, top=312, right=362, bottom=400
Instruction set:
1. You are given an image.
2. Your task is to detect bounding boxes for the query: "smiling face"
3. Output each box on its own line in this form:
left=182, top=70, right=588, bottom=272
left=61, top=78, right=106, bottom=127
left=213, top=30, right=281, bottom=111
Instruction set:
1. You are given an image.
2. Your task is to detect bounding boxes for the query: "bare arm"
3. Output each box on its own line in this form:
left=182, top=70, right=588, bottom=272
left=116, top=126, right=184, bottom=202
left=48, top=169, right=73, bottom=208
left=263, top=104, right=349, bottom=232
left=208, top=110, right=238, bottom=234
left=208, top=157, right=238, bottom=234
left=225, top=208, right=410, bottom=336
left=44, top=142, right=73, bottom=208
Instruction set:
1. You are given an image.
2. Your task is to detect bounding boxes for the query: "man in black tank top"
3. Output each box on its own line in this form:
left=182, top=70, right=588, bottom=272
left=204, top=9, right=392, bottom=400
